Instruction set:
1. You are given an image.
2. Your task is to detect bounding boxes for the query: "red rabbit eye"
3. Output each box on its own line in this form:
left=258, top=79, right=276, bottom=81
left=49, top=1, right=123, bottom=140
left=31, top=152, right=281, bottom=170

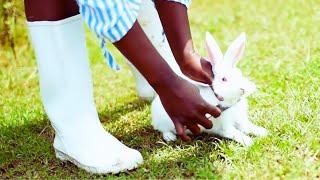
left=222, top=77, right=227, bottom=82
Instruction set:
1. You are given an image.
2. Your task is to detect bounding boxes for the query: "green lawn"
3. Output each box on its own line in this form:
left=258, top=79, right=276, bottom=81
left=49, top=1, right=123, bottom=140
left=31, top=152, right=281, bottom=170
left=1, top=0, right=320, bottom=178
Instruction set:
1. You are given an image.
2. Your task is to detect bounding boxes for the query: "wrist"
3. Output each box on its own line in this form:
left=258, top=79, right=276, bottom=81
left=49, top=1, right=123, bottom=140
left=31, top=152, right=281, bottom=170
left=148, top=68, right=179, bottom=91
left=177, top=40, right=196, bottom=68
left=179, top=48, right=198, bottom=74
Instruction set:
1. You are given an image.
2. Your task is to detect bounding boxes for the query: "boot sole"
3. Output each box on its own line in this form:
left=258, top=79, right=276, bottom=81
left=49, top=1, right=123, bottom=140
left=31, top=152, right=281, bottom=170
left=54, top=148, right=140, bottom=174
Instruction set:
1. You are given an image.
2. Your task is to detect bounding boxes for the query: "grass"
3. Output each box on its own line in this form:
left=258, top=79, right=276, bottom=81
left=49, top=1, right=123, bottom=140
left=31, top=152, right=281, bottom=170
left=1, top=0, right=320, bottom=178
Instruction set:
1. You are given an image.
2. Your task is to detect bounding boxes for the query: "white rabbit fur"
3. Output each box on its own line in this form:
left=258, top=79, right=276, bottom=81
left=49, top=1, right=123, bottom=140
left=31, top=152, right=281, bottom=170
left=127, top=0, right=267, bottom=146
left=151, top=32, right=268, bottom=146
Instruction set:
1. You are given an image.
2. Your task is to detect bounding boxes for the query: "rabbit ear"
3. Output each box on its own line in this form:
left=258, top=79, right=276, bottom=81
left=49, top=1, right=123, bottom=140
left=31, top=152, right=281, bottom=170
left=224, top=32, right=246, bottom=66
left=205, top=32, right=223, bottom=65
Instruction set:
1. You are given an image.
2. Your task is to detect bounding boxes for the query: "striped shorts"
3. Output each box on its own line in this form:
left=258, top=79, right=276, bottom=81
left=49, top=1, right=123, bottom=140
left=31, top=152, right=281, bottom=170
left=76, top=0, right=191, bottom=70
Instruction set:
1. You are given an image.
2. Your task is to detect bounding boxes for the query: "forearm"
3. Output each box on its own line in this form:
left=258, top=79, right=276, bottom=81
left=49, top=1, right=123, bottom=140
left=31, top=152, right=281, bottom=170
left=114, top=21, right=178, bottom=91
left=155, top=0, right=194, bottom=67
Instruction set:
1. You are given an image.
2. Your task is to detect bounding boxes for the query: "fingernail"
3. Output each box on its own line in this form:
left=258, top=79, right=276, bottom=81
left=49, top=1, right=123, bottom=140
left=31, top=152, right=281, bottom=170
left=214, top=109, right=221, bottom=118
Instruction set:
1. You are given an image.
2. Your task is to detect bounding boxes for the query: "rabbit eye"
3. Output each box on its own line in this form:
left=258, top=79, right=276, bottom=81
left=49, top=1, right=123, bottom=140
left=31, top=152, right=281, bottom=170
left=222, top=77, right=227, bottom=82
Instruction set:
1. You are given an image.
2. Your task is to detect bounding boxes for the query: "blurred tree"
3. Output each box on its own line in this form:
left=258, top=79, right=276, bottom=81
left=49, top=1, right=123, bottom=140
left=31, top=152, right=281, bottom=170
left=0, top=0, right=27, bottom=60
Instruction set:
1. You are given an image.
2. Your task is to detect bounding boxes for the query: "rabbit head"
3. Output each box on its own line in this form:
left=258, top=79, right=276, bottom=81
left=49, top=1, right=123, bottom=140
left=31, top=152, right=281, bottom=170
left=205, top=32, right=256, bottom=107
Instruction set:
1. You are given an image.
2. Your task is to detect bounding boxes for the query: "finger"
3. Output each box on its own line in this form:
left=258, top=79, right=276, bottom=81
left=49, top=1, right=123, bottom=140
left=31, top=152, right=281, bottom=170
left=195, top=115, right=213, bottom=129
left=190, top=72, right=212, bottom=85
left=174, top=121, right=191, bottom=142
left=201, top=71, right=212, bottom=85
left=186, top=123, right=201, bottom=135
left=204, top=103, right=221, bottom=118
left=187, top=72, right=209, bottom=85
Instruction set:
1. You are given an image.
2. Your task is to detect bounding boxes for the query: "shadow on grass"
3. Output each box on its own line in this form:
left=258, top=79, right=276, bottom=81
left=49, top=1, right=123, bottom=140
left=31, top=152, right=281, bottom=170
left=98, top=97, right=150, bottom=124
left=0, top=97, right=223, bottom=178
left=0, top=97, right=151, bottom=178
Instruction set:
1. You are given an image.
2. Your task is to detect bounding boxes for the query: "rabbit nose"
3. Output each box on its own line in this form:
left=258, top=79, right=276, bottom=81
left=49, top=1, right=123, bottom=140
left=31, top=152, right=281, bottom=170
left=240, top=88, right=245, bottom=95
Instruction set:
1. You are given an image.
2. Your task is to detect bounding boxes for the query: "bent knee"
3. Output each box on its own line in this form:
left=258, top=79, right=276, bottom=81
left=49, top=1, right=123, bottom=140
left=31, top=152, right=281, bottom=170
left=24, top=0, right=79, bottom=21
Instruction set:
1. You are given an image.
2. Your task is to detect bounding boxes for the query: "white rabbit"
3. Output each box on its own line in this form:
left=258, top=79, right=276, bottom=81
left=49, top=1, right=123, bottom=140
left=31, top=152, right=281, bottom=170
left=151, top=32, right=268, bottom=146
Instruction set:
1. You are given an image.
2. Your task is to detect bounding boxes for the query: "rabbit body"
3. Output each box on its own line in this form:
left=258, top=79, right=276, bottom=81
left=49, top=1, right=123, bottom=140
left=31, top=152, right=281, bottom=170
left=128, top=0, right=268, bottom=146
left=152, top=84, right=267, bottom=146
left=151, top=32, right=268, bottom=146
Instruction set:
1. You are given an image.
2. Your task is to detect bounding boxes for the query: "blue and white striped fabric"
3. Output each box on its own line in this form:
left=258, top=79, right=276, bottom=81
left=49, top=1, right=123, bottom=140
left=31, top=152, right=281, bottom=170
left=77, top=0, right=191, bottom=71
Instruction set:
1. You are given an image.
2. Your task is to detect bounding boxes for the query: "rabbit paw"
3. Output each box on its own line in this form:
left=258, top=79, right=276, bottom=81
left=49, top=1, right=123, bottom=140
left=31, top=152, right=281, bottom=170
left=163, top=132, right=177, bottom=142
left=249, top=125, right=268, bottom=137
left=238, top=135, right=253, bottom=146
left=222, top=128, right=253, bottom=146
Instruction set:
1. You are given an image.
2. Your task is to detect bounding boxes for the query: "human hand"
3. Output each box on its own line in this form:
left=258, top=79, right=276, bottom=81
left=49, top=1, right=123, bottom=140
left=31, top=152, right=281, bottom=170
left=154, top=2, right=213, bottom=85
left=113, top=21, right=220, bottom=141
left=156, top=76, right=221, bottom=141
left=179, top=51, right=214, bottom=85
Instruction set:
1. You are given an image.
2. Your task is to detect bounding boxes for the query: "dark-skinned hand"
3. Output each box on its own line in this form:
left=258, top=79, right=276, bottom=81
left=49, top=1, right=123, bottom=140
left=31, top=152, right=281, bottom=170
left=155, top=0, right=214, bottom=85
left=179, top=51, right=214, bottom=84
left=115, top=21, right=221, bottom=142
left=157, top=76, right=221, bottom=141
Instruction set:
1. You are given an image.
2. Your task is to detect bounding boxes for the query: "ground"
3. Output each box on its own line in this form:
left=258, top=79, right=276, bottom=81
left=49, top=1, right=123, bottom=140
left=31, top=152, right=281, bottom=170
left=0, top=0, right=319, bottom=179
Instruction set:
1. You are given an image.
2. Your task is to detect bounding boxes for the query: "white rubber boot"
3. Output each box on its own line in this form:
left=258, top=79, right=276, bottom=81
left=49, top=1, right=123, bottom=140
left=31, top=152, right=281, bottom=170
left=27, top=15, right=143, bottom=174
left=126, top=60, right=155, bottom=101
left=137, top=0, right=180, bottom=72
left=127, top=0, right=183, bottom=101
